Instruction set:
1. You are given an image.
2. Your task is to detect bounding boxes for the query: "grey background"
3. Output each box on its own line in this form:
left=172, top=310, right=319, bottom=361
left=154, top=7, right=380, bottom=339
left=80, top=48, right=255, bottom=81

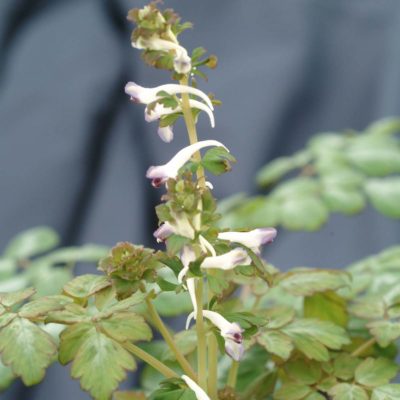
left=1, top=0, right=400, bottom=398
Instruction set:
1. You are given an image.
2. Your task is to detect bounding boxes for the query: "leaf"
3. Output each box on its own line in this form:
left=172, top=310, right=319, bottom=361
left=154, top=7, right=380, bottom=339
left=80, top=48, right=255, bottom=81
left=329, top=383, right=368, bottom=400
left=150, top=379, right=196, bottom=400
left=153, top=291, right=193, bottom=317
left=280, top=196, right=329, bottom=231
left=63, top=274, right=110, bottom=299
left=0, top=313, right=16, bottom=329
left=46, top=303, right=88, bottom=324
left=289, top=333, right=330, bottom=361
left=4, top=227, right=59, bottom=259
left=285, top=359, right=321, bottom=385
left=372, top=384, right=400, bottom=400
left=283, top=319, right=350, bottom=350
left=162, top=330, right=197, bottom=361
left=0, top=258, right=16, bottom=280
left=0, top=287, right=35, bottom=307
left=18, top=295, right=72, bottom=318
left=274, top=383, right=312, bottom=400
left=333, top=353, right=361, bottom=381
left=0, top=317, right=57, bottom=385
left=256, top=157, right=297, bottom=187
left=304, top=393, right=326, bottom=400
left=114, top=392, right=146, bottom=400
left=59, top=323, right=93, bottom=365
left=365, top=178, right=400, bottom=218
left=264, top=306, right=295, bottom=329
left=355, top=357, right=398, bottom=387
left=279, top=270, right=350, bottom=296
left=322, top=186, right=365, bottom=215
left=71, top=328, right=136, bottom=400
left=257, top=330, right=293, bottom=360
left=100, top=312, right=152, bottom=343
left=0, top=358, right=14, bottom=391
left=367, top=320, right=400, bottom=347
left=41, top=244, right=109, bottom=264
left=304, top=291, right=348, bottom=327
left=349, top=298, right=385, bottom=320
left=202, top=147, right=236, bottom=176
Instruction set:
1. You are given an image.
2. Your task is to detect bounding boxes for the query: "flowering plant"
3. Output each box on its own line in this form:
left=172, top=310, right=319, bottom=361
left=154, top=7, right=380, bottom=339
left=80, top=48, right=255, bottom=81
left=1, top=3, right=400, bottom=400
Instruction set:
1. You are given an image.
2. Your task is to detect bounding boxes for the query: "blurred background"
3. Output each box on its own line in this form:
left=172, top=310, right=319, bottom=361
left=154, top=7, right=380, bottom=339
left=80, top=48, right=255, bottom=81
left=1, top=0, right=400, bottom=398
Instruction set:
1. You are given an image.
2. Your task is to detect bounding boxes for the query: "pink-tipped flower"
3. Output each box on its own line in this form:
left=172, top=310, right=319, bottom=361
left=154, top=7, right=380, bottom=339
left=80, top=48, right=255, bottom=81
left=153, top=213, right=195, bottom=243
left=218, top=228, right=277, bottom=254
left=181, top=375, right=210, bottom=400
left=153, top=222, right=175, bottom=243
left=146, top=140, right=228, bottom=187
left=200, top=248, right=251, bottom=271
left=157, top=125, right=174, bottom=143
left=125, top=82, right=214, bottom=111
left=186, top=310, right=244, bottom=361
left=145, top=99, right=215, bottom=128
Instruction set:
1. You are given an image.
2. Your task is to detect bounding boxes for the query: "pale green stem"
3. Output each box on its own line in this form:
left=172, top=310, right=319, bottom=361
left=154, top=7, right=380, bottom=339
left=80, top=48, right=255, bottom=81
left=351, top=337, right=376, bottom=357
left=227, top=360, right=239, bottom=388
left=123, top=342, right=178, bottom=379
left=145, top=297, right=197, bottom=381
left=207, top=333, right=218, bottom=399
left=195, top=278, right=208, bottom=389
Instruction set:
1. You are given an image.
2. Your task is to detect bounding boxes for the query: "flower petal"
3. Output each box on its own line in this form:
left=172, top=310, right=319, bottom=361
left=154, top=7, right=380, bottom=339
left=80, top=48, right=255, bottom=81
left=153, top=222, right=174, bottom=242
left=181, top=375, right=210, bottom=400
left=200, top=248, right=251, bottom=270
left=157, top=125, right=174, bottom=143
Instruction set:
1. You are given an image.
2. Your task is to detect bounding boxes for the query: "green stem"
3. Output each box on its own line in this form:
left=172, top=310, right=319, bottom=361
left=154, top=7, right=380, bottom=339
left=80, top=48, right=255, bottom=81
left=227, top=360, right=239, bottom=388
left=351, top=337, right=376, bottom=357
left=195, top=278, right=208, bottom=390
left=145, top=297, right=197, bottom=381
left=123, top=342, right=178, bottom=379
left=207, top=333, right=218, bottom=399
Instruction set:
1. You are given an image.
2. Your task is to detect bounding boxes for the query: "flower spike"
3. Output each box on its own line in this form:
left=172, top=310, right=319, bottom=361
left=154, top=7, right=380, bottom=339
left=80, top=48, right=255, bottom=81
left=186, top=310, right=245, bottom=361
left=218, top=228, right=277, bottom=254
left=125, top=82, right=214, bottom=111
left=181, top=375, right=210, bottom=400
left=146, top=140, right=228, bottom=187
left=200, top=248, right=251, bottom=270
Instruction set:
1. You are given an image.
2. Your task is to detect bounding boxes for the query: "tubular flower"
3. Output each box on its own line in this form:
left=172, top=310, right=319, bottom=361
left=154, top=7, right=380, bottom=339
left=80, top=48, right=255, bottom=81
left=186, top=310, right=244, bottom=361
left=200, top=248, right=251, bottom=270
left=132, top=36, right=191, bottom=74
left=145, top=100, right=215, bottom=127
left=181, top=375, right=210, bottom=400
left=125, top=82, right=214, bottom=111
left=199, top=235, right=217, bottom=257
left=218, top=228, right=277, bottom=254
left=157, top=125, right=174, bottom=143
left=153, top=213, right=195, bottom=242
left=146, top=140, right=228, bottom=187
left=178, top=245, right=196, bottom=284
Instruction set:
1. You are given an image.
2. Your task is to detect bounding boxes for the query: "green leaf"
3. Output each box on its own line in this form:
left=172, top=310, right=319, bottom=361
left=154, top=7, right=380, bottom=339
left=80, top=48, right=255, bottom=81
left=153, top=291, right=193, bottom=317
left=0, top=313, right=16, bottom=329
left=0, top=317, right=57, bottom=385
left=283, top=319, right=350, bottom=350
left=162, top=330, right=197, bottom=361
left=0, top=259, right=16, bottom=280
left=71, top=328, right=136, bottom=400
left=4, top=227, right=59, bottom=259
left=355, top=358, right=398, bottom=387
left=329, top=383, right=368, bottom=400
left=304, top=291, right=348, bottom=327
left=372, top=384, right=400, bottom=400
left=367, top=321, right=400, bottom=347
left=202, top=147, right=236, bottom=176
left=349, top=298, right=385, bottom=320
left=59, top=322, right=93, bottom=364
left=308, top=133, right=346, bottom=156
left=264, top=306, right=295, bottom=329
left=0, top=287, right=35, bottom=307
left=365, top=178, right=400, bottom=218
left=114, top=391, right=146, bottom=400
left=274, top=383, right=312, bottom=400
left=289, top=333, right=330, bottom=361
left=258, top=330, right=293, bottom=360
left=256, top=157, right=297, bottom=187
left=279, top=270, right=350, bottom=296
left=366, top=118, right=400, bottom=136
left=100, top=312, right=152, bottom=343
left=285, top=359, right=322, bottom=385
left=150, top=378, right=196, bottom=400
left=322, top=186, right=365, bottom=215
left=41, top=244, right=108, bottom=264
left=46, top=303, right=88, bottom=325
left=18, top=295, right=72, bottom=318
left=280, top=196, right=329, bottom=231
left=304, top=393, right=326, bottom=400
left=0, top=359, right=14, bottom=391
left=63, top=274, right=110, bottom=299
left=333, top=353, right=361, bottom=381
left=320, top=169, right=365, bottom=189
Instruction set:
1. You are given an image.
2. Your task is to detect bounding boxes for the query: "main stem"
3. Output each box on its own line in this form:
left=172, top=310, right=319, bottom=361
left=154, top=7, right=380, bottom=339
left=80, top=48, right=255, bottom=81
left=227, top=360, right=239, bottom=388
left=123, top=342, right=178, bottom=379
left=145, top=297, right=197, bottom=381
left=180, top=75, right=208, bottom=390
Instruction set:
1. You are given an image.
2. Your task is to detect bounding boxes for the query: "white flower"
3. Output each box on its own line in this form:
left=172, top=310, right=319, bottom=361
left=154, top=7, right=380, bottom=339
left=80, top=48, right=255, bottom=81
left=153, top=213, right=195, bottom=242
left=198, top=235, right=216, bottom=257
left=181, top=375, right=210, bottom=400
left=200, top=248, right=251, bottom=270
left=218, top=228, right=277, bottom=254
left=157, top=125, right=174, bottom=143
left=132, top=36, right=191, bottom=74
left=178, top=246, right=196, bottom=284
left=146, top=140, right=228, bottom=187
left=145, top=100, right=215, bottom=128
left=186, top=310, right=244, bottom=361
left=125, top=82, right=213, bottom=111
